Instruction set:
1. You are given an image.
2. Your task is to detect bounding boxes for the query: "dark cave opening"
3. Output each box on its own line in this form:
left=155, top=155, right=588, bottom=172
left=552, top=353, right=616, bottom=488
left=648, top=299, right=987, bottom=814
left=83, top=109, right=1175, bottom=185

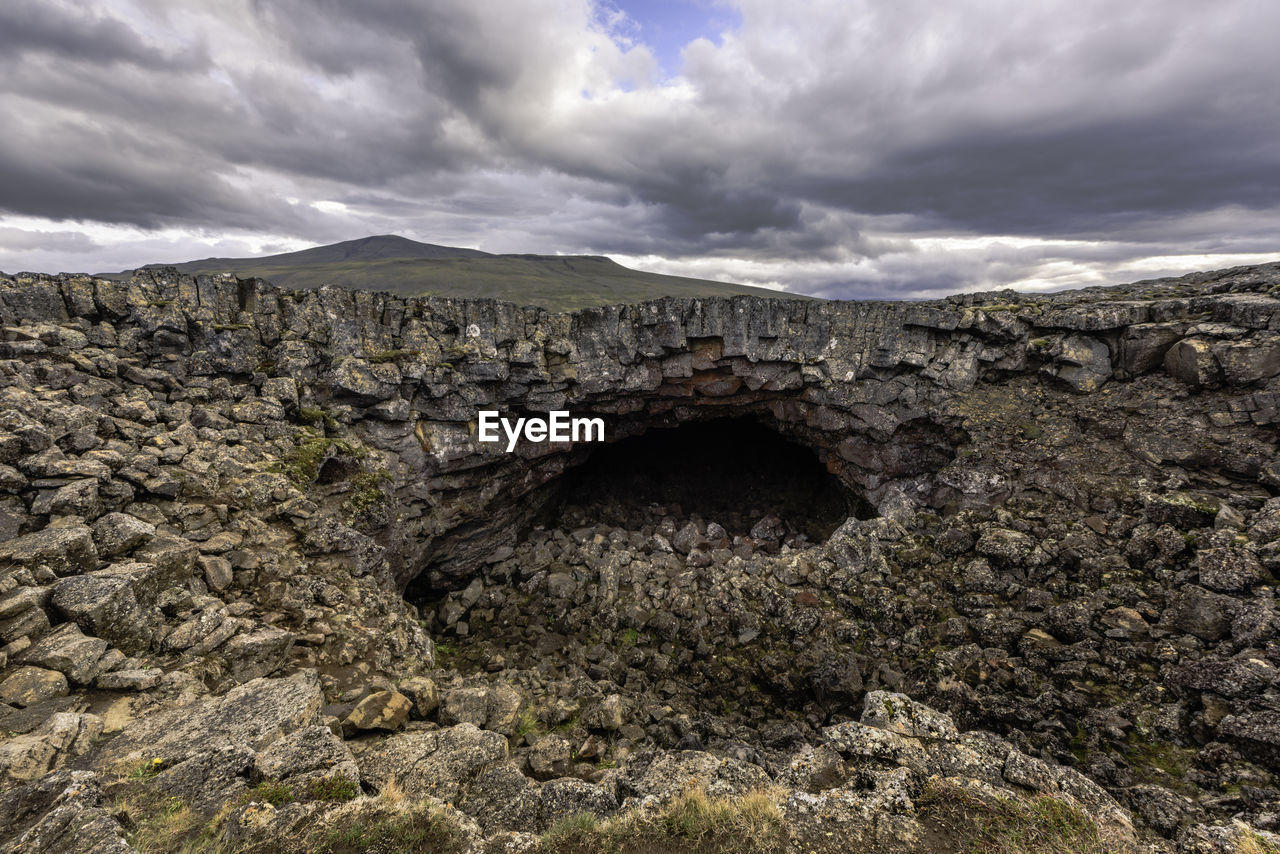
left=406, top=415, right=873, bottom=603
left=398, top=417, right=906, bottom=752
left=540, top=416, right=869, bottom=543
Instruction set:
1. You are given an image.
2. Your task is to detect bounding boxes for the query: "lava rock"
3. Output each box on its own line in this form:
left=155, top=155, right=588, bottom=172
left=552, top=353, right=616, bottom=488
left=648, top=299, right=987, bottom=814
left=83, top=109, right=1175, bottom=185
left=343, top=690, right=412, bottom=732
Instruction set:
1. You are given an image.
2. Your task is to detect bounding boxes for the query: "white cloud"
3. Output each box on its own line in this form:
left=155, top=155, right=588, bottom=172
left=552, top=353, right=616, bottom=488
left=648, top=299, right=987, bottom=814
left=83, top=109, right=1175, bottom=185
left=0, top=0, right=1277, bottom=296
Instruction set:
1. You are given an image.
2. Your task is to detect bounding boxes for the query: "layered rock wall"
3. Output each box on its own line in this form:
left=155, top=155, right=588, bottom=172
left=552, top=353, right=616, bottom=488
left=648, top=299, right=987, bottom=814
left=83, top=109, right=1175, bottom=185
left=1, top=263, right=1280, bottom=850
left=5, top=265, right=1276, bottom=593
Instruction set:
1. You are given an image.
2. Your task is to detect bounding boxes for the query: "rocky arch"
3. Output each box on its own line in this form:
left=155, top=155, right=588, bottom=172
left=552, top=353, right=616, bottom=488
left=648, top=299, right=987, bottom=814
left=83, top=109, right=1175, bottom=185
left=380, top=371, right=968, bottom=594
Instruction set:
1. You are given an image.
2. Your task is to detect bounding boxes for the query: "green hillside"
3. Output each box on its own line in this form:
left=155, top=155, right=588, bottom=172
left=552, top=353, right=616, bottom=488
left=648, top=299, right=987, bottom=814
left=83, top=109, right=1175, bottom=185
left=108, top=235, right=806, bottom=312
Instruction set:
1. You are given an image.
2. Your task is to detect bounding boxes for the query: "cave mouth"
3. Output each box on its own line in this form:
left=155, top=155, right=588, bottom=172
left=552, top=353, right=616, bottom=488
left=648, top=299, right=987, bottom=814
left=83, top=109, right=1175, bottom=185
left=540, top=416, right=868, bottom=544
left=401, top=416, right=887, bottom=752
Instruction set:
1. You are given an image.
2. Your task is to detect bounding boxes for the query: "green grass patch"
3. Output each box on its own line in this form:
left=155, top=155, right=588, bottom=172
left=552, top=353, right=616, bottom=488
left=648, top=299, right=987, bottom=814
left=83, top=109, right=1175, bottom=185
left=518, top=706, right=548, bottom=739
left=918, top=780, right=1132, bottom=854
left=245, top=779, right=294, bottom=807
left=163, top=254, right=809, bottom=313
left=310, top=804, right=465, bottom=854
left=539, top=785, right=786, bottom=854
left=269, top=433, right=366, bottom=486
left=305, top=772, right=362, bottom=802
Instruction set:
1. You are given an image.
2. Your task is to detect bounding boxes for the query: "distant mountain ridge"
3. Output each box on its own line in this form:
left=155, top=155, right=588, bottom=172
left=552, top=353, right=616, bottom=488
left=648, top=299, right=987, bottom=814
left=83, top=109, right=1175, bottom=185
left=160, top=234, right=493, bottom=271
left=107, top=234, right=804, bottom=311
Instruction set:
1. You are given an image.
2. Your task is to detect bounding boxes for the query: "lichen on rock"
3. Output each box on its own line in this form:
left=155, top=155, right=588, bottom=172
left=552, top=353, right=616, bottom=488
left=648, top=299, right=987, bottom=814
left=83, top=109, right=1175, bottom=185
left=1, top=263, right=1279, bottom=851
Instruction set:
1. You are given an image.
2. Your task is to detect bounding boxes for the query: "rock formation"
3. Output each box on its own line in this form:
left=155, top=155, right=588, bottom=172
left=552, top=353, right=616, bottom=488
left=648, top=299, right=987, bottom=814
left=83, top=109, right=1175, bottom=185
left=1, top=262, right=1279, bottom=852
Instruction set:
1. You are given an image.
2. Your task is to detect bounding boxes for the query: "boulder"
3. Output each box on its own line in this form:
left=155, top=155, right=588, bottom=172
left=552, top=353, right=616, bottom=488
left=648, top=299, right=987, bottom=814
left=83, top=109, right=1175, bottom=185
left=15, top=623, right=108, bottom=685
left=31, top=479, right=102, bottom=520
left=0, top=769, right=131, bottom=854
left=255, top=724, right=360, bottom=790
left=91, top=512, right=155, bottom=558
left=527, top=734, right=572, bottom=780
left=1051, top=335, right=1112, bottom=392
left=1162, top=587, right=1236, bottom=642
left=50, top=571, right=153, bottom=653
left=860, top=690, right=959, bottom=741
left=94, top=670, right=323, bottom=767
left=974, top=528, right=1035, bottom=565
left=0, top=666, right=68, bottom=708
left=0, top=713, right=102, bottom=783
left=1213, top=334, right=1280, bottom=386
left=0, top=524, right=97, bottom=576
left=343, top=690, right=412, bottom=732
left=1164, top=338, right=1221, bottom=387
left=615, top=749, right=772, bottom=800
left=352, top=723, right=508, bottom=803
left=398, top=676, right=439, bottom=718
left=1196, top=544, right=1266, bottom=592
left=198, top=554, right=234, bottom=592
left=440, top=686, right=489, bottom=728
left=1216, top=711, right=1280, bottom=766
left=222, top=626, right=294, bottom=682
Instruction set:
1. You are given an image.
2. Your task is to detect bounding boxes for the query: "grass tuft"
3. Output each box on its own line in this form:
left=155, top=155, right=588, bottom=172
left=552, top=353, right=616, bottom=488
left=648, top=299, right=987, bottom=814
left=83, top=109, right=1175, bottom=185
left=538, top=785, right=786, bottom=854
left=244, top=778, right=294, bottom=807
left=310, top=804, right=465, bottom=854
left=917, top=780, right=1132, bottom=854
left=305, top=772, right=362, bottom=802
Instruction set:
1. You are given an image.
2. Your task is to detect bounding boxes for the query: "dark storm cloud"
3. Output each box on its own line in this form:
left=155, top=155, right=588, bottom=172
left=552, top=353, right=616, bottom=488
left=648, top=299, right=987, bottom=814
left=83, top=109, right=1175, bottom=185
left=811, top=118, right=1280, bottom=238
left=0, top=0, right=204, bottom=69
left=0, top=0, right=1277, bottom=295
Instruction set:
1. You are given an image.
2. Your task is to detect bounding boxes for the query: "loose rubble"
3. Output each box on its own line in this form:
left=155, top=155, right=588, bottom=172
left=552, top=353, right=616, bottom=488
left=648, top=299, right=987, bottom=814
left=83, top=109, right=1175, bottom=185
left=0, top=264, right=1279, bottom=851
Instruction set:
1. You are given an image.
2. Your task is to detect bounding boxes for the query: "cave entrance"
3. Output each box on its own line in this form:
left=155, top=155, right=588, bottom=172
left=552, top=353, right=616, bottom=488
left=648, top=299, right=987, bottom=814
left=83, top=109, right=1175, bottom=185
left=405, top=415, right=878, bottom=752
left=542, top=416, right=868, bottom=544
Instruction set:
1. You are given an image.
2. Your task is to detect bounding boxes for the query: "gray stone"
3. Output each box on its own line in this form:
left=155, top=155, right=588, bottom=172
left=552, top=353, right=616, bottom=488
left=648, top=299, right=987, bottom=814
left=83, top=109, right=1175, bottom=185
left=1162, top=587, right=1236, bottom=642
left=860, top=691, right=959, bottom=741
left=352, top=723, right=508, bottom=803
left=91, top=512, right=155, bottom=558
left=94, top=668, right=163, bottom=691
left=440, top=686, right=489, bottom=728
left=0, top=666, right=68, bottom=707
left=50, top=570, right=154, bottom=654
left=0, top=769, right=131, bottom=853
left=199, top=554, right=233, bottom=592
left=0, top=524, right=97, bottom=577
left=1164, top=338, right=1221, bottom=387
left=1213, top=334, right=1280, bottom=386
left=344, top=690, right=412, bottom=732
left=15, top=623, right=108, bottom=685
left=31, top=479, right=101, bottom=520
left=1196, top=543, right=1266, bottom=592
left=0, top=711, right=103, bottom=783
left=93, top=670, right=323, bottom=767
left=222, top=626, right=293, bottom=682
left=398, top=675, right=439, bottom=718
left=527, top=734, right=572, bottom=780
left=255, top=724, right=359, bottom=789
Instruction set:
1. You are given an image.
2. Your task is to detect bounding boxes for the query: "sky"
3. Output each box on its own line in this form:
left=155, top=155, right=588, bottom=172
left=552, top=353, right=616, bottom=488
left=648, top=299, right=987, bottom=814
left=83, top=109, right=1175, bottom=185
left=1, top=0, right=1278, bottom=300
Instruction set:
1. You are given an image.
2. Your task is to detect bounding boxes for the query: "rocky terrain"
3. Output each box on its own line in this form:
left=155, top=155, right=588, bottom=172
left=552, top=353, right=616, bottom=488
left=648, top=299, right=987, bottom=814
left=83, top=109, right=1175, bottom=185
left=1, top=263, right=1279, bottom=852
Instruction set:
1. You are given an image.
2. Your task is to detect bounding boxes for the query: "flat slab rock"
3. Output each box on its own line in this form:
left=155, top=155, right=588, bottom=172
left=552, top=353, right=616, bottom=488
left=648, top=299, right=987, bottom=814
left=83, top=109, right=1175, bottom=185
left=91, top=670, right=323, bottom=768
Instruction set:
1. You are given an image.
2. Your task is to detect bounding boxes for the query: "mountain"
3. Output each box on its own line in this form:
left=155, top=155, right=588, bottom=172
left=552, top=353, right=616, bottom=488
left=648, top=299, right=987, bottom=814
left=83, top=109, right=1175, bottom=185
left=109, top=235, right=804, bottom=311
left=158, top=234, right=493, bottom=271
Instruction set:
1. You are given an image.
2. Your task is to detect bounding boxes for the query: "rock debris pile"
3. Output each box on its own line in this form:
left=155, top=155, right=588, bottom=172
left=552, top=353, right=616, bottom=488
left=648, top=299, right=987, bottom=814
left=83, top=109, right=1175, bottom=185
left=1, top=263, right=1279, bottom=852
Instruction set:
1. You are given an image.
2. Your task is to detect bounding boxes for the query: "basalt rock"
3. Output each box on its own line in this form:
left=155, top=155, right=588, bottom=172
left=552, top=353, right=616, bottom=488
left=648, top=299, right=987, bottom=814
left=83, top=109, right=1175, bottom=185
left=0, top=263, right=1279, bottom=850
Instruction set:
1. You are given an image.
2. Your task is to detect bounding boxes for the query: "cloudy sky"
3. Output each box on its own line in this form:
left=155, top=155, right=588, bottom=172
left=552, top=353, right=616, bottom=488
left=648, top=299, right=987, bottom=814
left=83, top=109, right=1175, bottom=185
left=1, top=0, right=1278, bottom=299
